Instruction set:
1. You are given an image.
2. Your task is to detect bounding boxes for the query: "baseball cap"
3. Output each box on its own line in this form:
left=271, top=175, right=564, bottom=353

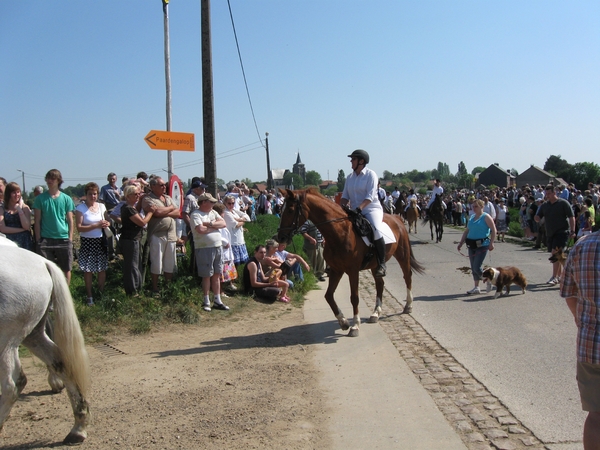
left=198, top=193, right=217, bottom=203
left=192, top=180, right=208, bottom=189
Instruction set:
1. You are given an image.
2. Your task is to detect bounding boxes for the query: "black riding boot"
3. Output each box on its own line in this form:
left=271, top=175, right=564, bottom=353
left=373, top=237, right=387, bottom=278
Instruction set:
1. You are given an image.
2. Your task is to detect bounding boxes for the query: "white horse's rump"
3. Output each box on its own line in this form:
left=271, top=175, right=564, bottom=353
left=0, top=236, right=91, bottom=445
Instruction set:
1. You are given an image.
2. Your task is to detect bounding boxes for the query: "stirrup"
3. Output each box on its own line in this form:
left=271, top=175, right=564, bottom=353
left=375, top=264, right=386, bottom=278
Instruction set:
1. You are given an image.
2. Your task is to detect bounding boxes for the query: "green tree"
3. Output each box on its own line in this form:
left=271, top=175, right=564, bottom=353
left=382, top=170, right=394, bottom=181
left=323, top=186, right=338, bottom=197
left=62, top=183, right=85, bottom=199
left=568, top=162, right=600, bottom=190
left=471, top=166, right=486, bottom=176
left=282, top=173, right=304, bottom=189
left=337, top=169, right=346, bottom=192
left=544, top=155, right=571, bottom=179
left=457, top=161, right=468, bottom=177
left=436, top=162, right=450, bottom=180
left=305, top=170, right=322, bottom=187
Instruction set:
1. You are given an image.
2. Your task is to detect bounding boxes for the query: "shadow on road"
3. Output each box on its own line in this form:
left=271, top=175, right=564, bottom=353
left=148, top=321, right=343, bottom=358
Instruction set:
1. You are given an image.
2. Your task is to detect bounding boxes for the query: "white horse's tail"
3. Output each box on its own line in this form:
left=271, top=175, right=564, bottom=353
left=45, top=261, right=91, bottom=397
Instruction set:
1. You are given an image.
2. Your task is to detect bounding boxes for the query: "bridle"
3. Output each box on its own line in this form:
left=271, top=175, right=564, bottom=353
left=276, top=192, right=349, bottom=243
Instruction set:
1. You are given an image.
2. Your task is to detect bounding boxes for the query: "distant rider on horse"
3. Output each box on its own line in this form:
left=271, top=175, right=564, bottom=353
left=341, top=149, right=387, bottom=278
left=426, top=178, right=447, bottom=217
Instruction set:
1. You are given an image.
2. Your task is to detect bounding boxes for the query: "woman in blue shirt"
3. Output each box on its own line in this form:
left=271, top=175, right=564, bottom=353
left=457, top=199, right=497, bottom=294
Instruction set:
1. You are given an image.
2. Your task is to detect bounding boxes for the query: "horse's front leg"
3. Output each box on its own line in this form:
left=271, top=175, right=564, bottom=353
left=324, top=271, right=350, bottom=330
left=368, top=275, right=385, bottom=323
left=348, top=271, right=361, bottom=337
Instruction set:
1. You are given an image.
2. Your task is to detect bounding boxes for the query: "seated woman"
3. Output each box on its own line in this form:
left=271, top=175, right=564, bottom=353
left=243, top=245, right=290, bottom=303
left=120, top=184, right=155, bottom=296
left=263, top=239, right=294, bottom=288
left=0, top=182, right=32, bottom=250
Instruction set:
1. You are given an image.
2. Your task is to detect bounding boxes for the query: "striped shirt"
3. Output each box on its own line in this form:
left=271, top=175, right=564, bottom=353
left=560, top=231, right=600, bottom=364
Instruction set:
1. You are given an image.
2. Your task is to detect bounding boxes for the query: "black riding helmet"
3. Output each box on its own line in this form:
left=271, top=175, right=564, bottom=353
left=347, top=149, right=369, bottom=165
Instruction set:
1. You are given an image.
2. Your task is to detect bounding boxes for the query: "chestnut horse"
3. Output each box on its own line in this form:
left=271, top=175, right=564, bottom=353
left=406, top=198, right=419, bottom=234
left=277, top=188, right=425, bottom=337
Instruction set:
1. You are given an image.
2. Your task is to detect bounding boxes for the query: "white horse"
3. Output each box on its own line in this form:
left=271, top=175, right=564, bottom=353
left=0, top=236, right=91, bottom=445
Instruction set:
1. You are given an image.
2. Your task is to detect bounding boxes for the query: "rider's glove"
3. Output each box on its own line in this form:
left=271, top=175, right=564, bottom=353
left=355, top=207, right=362, bottom=214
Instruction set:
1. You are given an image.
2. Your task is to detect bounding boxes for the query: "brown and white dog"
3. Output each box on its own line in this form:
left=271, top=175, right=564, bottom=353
left=482, top=267, right=527, bottom=299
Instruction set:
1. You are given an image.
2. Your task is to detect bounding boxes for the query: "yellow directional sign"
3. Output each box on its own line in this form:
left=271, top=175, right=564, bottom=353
left=144, top=130, right=195, bottom=152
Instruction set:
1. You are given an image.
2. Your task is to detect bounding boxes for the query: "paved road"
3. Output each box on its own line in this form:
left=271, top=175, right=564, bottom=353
left=383, top=225, right=585, bottom=448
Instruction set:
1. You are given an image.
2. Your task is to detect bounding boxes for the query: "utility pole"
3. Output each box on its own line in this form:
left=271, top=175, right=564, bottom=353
left=201, top=0, right=217, bottom=196
left=162, top=0, right=173, bottom=180
left=17, top=170, right=25, bottom=196
left=265, top=132, right=273, bottom=190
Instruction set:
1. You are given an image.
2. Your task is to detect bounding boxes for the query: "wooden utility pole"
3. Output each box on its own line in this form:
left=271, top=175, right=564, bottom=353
left=162, top=0, right=173, bottom=179
left=201, top=0, right=217, bottom=196
left=265, top=132, right=273, bottom=190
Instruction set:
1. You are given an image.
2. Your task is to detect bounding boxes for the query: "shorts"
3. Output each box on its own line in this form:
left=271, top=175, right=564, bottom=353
left=149, top=234, right=177, bottom=275
left=253, top=286, right=281, bottom=300
left=39, top=238, right=73, bottom=273
left=577, top=361, right=600, bottom=411
left=195, top=247, right=223, bottom=278
left=547, top=230, right=569, bottom=253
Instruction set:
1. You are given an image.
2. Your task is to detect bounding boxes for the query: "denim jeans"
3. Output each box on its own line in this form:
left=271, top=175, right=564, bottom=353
left=468, top=246, right=489, bottom=281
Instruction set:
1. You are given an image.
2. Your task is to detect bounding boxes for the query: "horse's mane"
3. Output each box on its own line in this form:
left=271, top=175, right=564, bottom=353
left=300, top=187, right=345, bottom=215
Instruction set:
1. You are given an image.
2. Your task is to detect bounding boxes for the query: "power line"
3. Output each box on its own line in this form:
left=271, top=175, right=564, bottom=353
left=227, top=0, right=264, bottom=147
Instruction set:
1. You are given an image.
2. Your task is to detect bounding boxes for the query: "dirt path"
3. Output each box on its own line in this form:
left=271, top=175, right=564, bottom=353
left=3, top=305, right=331, bottom=449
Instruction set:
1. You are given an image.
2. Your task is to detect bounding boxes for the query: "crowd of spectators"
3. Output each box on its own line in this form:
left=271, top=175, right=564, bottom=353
left=0, top=171, right=316, bottom=308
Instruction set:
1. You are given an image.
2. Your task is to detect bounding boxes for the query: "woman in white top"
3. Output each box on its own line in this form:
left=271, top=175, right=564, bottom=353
left=341, top=149, right=387, bottom=277
left=75, top=182, right=111, bottom=305
left=223, top=194, right=250, bottom=266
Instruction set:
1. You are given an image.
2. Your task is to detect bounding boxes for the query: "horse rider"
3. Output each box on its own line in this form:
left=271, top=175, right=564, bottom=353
left=341, top=149, right=387, bottom=278
left=404, top=188, right=418, bottom=212
left=426, top=178, right=447, bottom=217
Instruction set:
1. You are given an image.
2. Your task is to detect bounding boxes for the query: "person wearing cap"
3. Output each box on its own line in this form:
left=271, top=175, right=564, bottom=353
left=142, top=177, right=180, bottom=296
left=341, top=149, right=387, bottom=277
left=535, top=184, right=576, bottom=285
left=190, top=192, right=229, bottom=311
left=182, top=179, right=207, bottom=274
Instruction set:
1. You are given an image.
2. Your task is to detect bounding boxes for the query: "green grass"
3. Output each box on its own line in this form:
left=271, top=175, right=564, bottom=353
left=71, top=214, right=317, bottom=341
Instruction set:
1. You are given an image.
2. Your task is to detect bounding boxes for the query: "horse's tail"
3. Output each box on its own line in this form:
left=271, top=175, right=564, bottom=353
left=421, top=216, right=430, bottom=226
left=45, top=260, right=91, bottom=397
left=410, top=246, right=426, bottom=275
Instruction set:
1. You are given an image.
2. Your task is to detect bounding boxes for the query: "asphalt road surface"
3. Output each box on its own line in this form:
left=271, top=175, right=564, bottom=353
left=383, top=224, right=585, bottom=448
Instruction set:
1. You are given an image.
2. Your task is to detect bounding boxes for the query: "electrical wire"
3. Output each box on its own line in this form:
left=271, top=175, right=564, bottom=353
left=227, top=0, right=264, bottom=147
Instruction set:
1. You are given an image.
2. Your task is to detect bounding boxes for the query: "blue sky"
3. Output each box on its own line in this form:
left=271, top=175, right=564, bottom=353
left=1, top=1, right=599, bottom=189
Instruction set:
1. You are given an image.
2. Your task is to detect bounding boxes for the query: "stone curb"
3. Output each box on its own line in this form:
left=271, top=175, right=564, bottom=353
left=359, top=272, right=547, bottom=450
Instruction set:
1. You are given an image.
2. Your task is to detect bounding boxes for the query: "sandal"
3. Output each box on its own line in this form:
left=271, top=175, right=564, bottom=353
left=278, top=296, right=290, bottom=303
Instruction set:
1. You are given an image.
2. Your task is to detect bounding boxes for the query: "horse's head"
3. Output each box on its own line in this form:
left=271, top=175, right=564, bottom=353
left=276, top=188, right=306, bottom=244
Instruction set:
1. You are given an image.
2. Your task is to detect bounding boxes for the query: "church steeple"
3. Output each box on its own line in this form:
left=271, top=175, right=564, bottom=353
left=293, top=152, right=306, bottom=183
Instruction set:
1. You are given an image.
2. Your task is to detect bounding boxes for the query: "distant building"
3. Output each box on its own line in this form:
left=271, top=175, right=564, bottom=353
left=292, top=153, right=306, bottom=183
left=516, top=165, right=556, bottom=188
left=477, top=163, right=515, bottom=188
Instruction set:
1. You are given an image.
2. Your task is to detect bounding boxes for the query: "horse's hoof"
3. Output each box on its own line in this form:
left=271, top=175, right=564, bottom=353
left=368, top=314, right=379, bottom=323
left=402, top=306, right=413, bottom=314
left=63, top=431, right=86, bottom=445
left=348, top=327, right=360, bottom=337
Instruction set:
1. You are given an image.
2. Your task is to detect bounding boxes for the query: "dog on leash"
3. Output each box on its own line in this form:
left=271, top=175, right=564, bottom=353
left=482, top=267, right=527, bottom=299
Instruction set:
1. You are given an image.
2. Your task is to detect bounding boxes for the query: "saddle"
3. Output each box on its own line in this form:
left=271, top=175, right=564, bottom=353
left=343, top=207, right=376, bottom=270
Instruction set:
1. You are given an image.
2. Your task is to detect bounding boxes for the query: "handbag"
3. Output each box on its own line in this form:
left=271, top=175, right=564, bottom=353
left=465, top=237, right=489, bottom=250
left=100, top=228, right=109, bottom=255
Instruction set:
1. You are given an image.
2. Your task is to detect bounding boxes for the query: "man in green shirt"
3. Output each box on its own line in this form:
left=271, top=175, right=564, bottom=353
left=33, top=169, right=75, bottom=284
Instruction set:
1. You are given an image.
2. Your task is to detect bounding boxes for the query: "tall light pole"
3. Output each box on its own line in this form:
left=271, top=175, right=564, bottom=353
left=17, top=169, right=25, bottom=194
left=265, top=132, right=273, bottom=190
left=162, top=0, right=173, bottom=180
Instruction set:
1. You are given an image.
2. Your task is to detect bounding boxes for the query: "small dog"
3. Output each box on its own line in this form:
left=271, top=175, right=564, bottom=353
left=482, top=267, right=527, bottom=299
